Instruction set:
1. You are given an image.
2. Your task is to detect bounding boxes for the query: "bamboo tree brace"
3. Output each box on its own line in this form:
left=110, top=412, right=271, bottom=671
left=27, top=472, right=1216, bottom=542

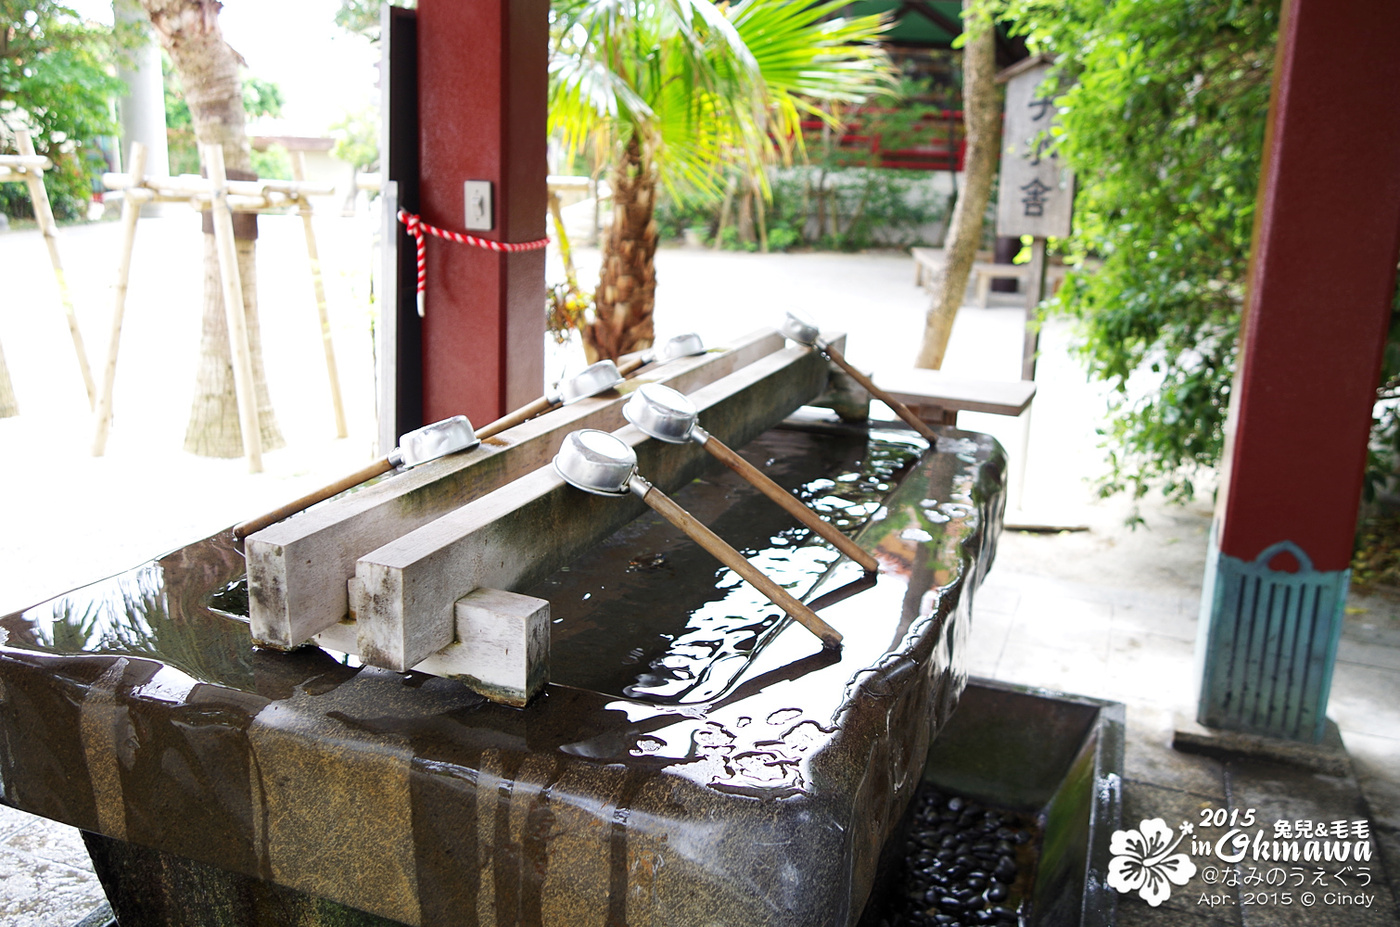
left=398, top=209, right=550, bottom=317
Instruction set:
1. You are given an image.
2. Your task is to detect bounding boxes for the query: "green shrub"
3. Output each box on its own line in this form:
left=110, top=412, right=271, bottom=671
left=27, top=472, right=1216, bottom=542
left=1, top=3, right=126, bottom=222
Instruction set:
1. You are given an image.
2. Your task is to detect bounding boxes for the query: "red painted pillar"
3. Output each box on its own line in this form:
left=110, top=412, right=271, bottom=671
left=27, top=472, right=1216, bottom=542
left=1196, top=0, right=1400, bottom=740
left=416, top=0, right=548, bottom=426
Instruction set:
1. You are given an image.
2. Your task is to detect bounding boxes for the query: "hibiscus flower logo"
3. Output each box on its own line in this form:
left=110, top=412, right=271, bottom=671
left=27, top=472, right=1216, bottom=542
left=1106, top=818, right=1197, bottom=906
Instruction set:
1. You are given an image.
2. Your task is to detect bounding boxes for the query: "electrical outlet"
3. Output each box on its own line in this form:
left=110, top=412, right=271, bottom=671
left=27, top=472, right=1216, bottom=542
left=464, top=180, right=493, bottom=231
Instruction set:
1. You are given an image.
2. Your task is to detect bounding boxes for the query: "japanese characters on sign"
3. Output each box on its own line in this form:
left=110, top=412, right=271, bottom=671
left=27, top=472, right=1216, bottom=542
left=996, top=62, right=1074, bottom=239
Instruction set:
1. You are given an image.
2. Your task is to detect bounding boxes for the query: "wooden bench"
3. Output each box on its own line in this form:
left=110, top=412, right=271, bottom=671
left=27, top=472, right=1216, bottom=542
left=874, top=367, right=1036, bottom=426
left=911, top=247, right=1070, bottom=308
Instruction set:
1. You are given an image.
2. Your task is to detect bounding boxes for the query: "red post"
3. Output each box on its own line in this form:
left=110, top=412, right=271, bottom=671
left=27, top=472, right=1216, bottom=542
left=416, top=0, right=548, bottom=426
left=1196, top=0, right=1400, bottom=740
left=1215, top=0, right=1400, bottom=566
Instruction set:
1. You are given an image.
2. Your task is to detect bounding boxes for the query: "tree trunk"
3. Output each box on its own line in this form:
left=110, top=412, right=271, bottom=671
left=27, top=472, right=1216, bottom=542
left=0, top=338, right=17, bottom=418
left=141, top=0, right=283, bottom=456
left=914, top=6, right=1000, bottom=369
left=584, top=134, right=658, bottom=362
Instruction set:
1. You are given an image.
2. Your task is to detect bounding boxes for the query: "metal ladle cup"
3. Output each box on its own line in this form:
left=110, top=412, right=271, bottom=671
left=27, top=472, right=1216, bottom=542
left=617, top=332, right=707, bottom=376
left=234, top=415, right=481, bottom=539
left=477, top=360, right=625, bottom=440
left=552, top=360, right=625, bottom=405
left=623, top=384, right=878, bottom=572
left=553, top=429, right=842, bottom=649
left=779, top=310, right=938, bottom=442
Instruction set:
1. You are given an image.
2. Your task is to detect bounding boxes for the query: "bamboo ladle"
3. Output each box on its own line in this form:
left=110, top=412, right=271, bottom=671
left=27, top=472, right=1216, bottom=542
left=233, top=415, right=479, bottom=539
left=623, top=383, right=879, bottom=573
left=553, top=429, right=842, bottom=649
left=780, top=310, right=939, bottom=442
left=476, top=360, right=624, bottom=440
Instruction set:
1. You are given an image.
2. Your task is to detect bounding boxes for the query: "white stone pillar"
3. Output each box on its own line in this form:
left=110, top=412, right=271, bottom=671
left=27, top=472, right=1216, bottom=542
left=114, top=0, right=170, bottom=209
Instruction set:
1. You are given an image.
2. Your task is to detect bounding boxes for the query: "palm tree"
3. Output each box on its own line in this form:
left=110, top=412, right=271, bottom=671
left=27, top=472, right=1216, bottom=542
left=549, top=0, right=893, bottom=361
left=140, top=0, right=284, bottom=457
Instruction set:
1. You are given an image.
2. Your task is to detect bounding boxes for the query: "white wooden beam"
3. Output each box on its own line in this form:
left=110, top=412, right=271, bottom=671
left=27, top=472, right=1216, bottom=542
left=247, top=329, right=786, bottom=650
left=352, top=344, right=829, bottom=671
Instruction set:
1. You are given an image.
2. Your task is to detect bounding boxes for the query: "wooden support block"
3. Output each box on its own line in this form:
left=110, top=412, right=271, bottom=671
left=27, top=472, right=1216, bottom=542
left=353, top=343, right=829, bottom=672
left=247, top=329, right=788, bottom=651
left=321, top=585, right=549, bottom=707
left=875, top=368, right=1036, bottom=420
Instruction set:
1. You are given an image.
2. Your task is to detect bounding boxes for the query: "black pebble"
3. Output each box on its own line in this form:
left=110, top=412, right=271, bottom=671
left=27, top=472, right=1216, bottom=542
left=987, top=884, right=1008, bottom=902
left=947, top=797, right=965, bottom=813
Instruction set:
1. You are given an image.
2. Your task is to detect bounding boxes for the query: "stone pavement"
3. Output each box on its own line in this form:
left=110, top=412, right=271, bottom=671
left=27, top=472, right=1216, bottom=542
left=1, top=214, right=1397, bottom=925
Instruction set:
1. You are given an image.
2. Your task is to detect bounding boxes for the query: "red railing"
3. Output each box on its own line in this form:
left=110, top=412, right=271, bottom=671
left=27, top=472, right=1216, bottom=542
left=799, top=109, right=965, bottom=172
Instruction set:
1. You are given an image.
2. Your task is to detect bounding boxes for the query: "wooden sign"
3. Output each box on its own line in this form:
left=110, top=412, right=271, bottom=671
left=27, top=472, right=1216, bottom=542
left=996, top=61, right=1074, bottom=239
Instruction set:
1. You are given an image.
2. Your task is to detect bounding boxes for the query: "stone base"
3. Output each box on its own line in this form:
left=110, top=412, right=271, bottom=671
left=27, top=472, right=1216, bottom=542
left=1172, top=713, right=1351, bottom=776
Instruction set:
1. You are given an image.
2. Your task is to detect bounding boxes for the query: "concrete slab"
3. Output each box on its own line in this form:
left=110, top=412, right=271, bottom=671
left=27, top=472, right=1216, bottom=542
left=1227, top=758, right=1397, bottom=927
left=1123, top=706, right=1229, bottom=801
left=1173, top=718, right=1352, bottom=777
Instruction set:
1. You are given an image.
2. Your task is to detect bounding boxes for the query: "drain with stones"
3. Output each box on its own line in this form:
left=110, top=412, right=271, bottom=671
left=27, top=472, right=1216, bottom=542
left=868, top=787, right=1038, bottom=927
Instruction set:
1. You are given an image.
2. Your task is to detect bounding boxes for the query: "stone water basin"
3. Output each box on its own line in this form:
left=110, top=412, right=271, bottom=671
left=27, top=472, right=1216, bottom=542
left=0, top=420, right=1006, bottom=926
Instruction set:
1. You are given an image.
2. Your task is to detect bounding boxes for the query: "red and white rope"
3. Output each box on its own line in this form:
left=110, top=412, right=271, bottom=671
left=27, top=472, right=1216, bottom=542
left=398, top=209, right=550, bottom=316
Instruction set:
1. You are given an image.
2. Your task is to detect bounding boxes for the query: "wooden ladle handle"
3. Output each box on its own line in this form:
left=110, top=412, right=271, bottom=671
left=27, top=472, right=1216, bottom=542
left=234, top=456, right=394, bottom=539
left=631, top=477, right=842, bottom=649
left=698, top=433, right=879, bottom=573
left=477, top=395, right=555, bottom=440
left=821, top=342, right=939, bottom=442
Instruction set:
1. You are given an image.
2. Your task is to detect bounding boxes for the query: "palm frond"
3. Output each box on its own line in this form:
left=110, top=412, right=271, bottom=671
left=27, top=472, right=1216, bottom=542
left=549, top=0, right=893, bottom=196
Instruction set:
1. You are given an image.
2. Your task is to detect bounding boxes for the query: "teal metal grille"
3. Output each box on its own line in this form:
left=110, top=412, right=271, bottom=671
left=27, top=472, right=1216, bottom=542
left=1195, top=535, right=1347, bottom=743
